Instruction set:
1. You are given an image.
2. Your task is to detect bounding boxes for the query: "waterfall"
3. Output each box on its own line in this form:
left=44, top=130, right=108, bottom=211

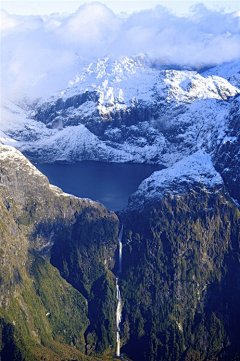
left=116, top=225, right=123, bottom=357
left=118, top=225, right=123, bottom=274
left=116, top=280, right=122, bottom=357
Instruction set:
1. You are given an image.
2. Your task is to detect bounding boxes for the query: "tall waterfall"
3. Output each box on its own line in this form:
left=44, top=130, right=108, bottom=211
left=116, top=225, right=123, bottom=357
left=116, top=280, right=122, bottom=357
left=118, top=225, right=123, bottom=274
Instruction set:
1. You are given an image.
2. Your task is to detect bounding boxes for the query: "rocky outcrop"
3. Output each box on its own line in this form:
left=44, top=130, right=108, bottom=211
left=33, top=91, right=99, bottom=130
left=213, top=94, right=240, bottom=205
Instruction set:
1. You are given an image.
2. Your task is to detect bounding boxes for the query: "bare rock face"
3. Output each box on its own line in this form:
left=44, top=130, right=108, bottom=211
left=213, top=94, right=240, bottom=205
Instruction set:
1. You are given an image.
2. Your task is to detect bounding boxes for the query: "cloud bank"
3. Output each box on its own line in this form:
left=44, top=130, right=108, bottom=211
left=1, top=2, right=240, bottom=100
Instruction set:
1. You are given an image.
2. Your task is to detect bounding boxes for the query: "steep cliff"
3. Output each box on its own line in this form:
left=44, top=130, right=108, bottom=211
left=119, top=153, right=240, bottom=361
left=0, top=144, right=119, bottom=360
left=213, top=94, right=240, bottom=205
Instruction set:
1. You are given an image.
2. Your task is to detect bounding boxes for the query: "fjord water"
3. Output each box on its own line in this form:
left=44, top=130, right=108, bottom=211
left=35, top=161, right=164, bottom=211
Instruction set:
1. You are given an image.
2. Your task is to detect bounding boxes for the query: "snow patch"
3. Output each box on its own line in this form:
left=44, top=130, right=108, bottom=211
left=128, top=152, right=224, bottom=209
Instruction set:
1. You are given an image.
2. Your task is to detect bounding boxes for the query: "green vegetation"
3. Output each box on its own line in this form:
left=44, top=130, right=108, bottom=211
left=1, top=146, right=240, bottom=360
left=0, top=252, right=90, bottom=360
left=120, top=188, right=240, bottom=361
left=50, top=207, right=119, bottom=355
left=0, top=240, right=120, bottom=360
left=0, top=148, right=119, bottom=360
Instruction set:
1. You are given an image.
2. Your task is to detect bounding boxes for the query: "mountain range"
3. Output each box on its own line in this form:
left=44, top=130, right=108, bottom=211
left=0, top=56, right=240, bottom=360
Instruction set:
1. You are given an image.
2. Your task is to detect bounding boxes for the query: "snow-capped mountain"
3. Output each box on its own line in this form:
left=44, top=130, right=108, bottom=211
left=202, top=58, right=240, bottom=89
left=127, top=152, right=224, bottom=211
left=1, top=56, right=240, bottom=205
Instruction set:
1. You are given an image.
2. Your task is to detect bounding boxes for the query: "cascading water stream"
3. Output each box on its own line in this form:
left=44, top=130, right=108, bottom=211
left=118, top=225, right=123, bottom=274
left=116, top=225, right=123, bottom=357
left=116, top=281, right=122, bottom=357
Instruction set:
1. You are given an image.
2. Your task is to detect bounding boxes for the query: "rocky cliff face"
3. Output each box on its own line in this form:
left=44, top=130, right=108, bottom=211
left=119, top=154, right=240, bottom=361
left=0, top=144, right=119, bottom=360
left=213, top=94, right=240, bottom=205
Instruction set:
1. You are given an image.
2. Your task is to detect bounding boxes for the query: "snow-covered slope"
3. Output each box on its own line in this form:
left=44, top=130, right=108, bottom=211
left=1, top=98, right=169, bottom=164
left=213, top=94, right=240, bottom=205
left=1, top=57, right=239, bottom=166
left=203, top=58, right=240, bottom=89
left=127, top=152, right=224, bottom=211
left=34, top=56, right=240, bottom=107
left=30, top=56, right=239, bottom=133
left=0, top=56, right=239, bottom=205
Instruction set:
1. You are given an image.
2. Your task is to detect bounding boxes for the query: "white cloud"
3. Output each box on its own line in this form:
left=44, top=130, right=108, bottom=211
left=1, top=2, right=240, bottom=101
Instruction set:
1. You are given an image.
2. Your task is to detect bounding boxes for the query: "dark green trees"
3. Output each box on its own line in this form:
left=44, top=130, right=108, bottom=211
left=120, top=187, right=240, bottom=361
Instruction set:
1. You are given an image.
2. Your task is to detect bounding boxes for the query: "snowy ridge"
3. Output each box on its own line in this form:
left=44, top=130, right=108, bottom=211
left=16, top=122, right=171, bottom=164
left=0, top=99, right=52, bottom=143
left=0, top=144, right=97, bottom=204
left=1, top=57, right=240, bottom=167
left=33, top=56, right=240, bottom=115
left=128, top=152, right=224, bottom=210
left=0, top=144, right=48, bottom=180
left=202, top=58, right=240, bottom=89
left=0, top=57, right=240, bottom=208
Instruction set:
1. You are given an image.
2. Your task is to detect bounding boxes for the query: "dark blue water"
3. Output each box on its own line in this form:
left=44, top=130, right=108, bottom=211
left=35, top=161, right=164, bottom=211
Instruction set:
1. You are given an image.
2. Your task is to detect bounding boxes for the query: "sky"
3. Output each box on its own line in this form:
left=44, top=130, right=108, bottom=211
left=1, top=0, right=240, bottom=16
left=1, top=1, right=240, bottom=101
